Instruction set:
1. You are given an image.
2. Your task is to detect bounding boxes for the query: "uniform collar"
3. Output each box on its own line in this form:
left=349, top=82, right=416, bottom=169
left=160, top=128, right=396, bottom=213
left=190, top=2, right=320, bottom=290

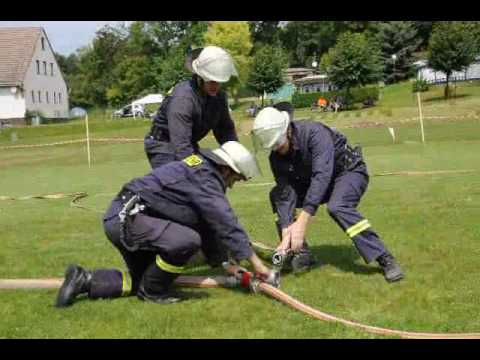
left=203, top=157, right=227, bottom=192
left=290, top=122, right=301, bottom=152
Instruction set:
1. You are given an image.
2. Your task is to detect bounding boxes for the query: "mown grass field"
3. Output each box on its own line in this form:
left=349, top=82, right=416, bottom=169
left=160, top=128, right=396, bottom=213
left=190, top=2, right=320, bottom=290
left=1, top=82, right=479, bottom=338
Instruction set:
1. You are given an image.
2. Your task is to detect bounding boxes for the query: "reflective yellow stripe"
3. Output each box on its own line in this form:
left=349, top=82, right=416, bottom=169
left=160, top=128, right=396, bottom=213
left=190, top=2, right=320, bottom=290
left=156, top=255, right=185, bottom=274
left=346, top=219, right=369, bottom=237
left=346, top=219, right=371, bottom=238
left=121, top=271, right=132, bottom=297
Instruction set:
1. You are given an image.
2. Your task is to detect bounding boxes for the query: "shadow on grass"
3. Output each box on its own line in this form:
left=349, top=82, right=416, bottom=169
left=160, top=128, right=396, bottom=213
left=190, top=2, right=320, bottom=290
left=55, top=288, right=211, bottom=308
left=183, top=243, right=381, bottom=278
left=422, top=94, right=470, bottom=103
left=310, top=244, right=380, bottom=276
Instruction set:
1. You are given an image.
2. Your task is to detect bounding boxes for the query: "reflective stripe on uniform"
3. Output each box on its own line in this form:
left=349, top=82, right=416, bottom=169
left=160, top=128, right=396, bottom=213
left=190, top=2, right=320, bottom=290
left=156, top=255, right=185, bottom=274
left=346, top=219, right=371, bottom=238
left=121, top=271, right=132, bottom=296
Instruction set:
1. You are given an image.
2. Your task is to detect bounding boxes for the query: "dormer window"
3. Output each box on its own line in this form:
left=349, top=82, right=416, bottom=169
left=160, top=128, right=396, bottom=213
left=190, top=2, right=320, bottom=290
left=41, top=37, right=45, bottom=50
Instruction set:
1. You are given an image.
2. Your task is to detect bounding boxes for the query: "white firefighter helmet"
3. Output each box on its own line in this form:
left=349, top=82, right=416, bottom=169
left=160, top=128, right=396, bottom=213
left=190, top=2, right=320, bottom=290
left=211, top=141, right=260, bottom=179
left=192, top=46, right=238, bottom=83
left=251, top=107, right=290, bottom=151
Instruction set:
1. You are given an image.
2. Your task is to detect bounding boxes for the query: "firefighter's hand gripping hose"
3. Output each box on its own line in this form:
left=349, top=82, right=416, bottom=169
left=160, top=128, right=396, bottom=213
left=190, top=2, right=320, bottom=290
left=221, top=260, right=280, bottom=292
left=2, top=193, right=480, bottom=338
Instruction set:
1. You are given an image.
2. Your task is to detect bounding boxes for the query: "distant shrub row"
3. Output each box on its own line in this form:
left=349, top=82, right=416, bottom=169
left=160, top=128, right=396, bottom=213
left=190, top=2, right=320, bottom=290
left=291, top=86, right=380, bottom=108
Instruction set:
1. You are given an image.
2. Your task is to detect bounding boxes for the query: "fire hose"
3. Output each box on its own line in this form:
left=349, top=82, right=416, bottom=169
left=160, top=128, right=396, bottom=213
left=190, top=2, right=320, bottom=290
left=1, top=194, right=480, bottom=338
left=1, top=273, right=480, bottom=339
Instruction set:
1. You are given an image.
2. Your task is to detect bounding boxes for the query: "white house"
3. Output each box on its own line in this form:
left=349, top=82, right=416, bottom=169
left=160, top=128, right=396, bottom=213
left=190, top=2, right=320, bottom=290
left=0, top=27, right=69, bottom=125
left=414, top=57, right=480, bottom=84
left=293, top=74, right=336, bottom=93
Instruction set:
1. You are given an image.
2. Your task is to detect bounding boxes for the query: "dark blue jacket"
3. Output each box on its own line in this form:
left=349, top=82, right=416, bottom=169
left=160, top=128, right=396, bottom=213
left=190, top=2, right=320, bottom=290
left=151, top=78, right=238, bottom=160
left=120, top=155, right=253, bottom=261
left=270, top=120, right=365, bottom=227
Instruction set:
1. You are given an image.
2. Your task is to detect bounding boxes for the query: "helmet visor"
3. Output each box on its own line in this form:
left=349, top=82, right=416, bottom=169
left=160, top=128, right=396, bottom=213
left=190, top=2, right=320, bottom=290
left=251, top=127, right=281, bottom=153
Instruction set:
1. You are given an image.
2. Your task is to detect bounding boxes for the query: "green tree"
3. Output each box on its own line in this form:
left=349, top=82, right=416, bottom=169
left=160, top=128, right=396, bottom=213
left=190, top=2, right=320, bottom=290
left=325, top=32, right=384, bottom=105
left=247, top=45, right=289, bottom=106
left=143, top=21, right=208, bottom=58
left=154, top=46, right=192, bottom=93
left=413, top=21, right=435, bottom=50
left=249, top=21, right=281, bottom=50
left=203, top=21, right=253, bottom=103
left=279, top=21, right=370, bottom=67
left=428, top=22, right=477, bottom=99
left=372, top=21, right=421, bottom=83
left=110, top=56, right=157, bottom=105
left=67, top=25, right=128, bottom=108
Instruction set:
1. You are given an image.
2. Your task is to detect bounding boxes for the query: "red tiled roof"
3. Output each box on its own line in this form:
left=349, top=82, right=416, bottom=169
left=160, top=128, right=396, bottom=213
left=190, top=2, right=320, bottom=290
left=0, top=27, right=42, bottom=86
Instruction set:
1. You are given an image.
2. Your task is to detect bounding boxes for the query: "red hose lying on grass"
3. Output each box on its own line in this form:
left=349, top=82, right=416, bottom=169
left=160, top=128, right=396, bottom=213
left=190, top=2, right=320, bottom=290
left=1, top=276, right=479, bottom=339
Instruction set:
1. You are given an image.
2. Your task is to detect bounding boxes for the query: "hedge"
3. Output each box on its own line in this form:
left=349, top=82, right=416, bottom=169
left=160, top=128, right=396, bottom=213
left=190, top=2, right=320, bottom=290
left=291, top=86, right=380, bottom=108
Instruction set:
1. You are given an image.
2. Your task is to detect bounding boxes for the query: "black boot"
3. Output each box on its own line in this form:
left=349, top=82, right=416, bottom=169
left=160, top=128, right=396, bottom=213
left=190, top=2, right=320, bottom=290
left=377, top=252, right=404, bottom=283
left=137, top=267, right=183, bottom=304
left=291, top=241, right=317, bottom=273
left=55, top=264, right=92, bottom=308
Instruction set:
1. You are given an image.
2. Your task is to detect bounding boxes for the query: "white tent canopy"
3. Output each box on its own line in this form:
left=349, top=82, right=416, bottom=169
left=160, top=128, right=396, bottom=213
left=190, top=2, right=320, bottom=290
left=132, top=94, right=164, bottom=106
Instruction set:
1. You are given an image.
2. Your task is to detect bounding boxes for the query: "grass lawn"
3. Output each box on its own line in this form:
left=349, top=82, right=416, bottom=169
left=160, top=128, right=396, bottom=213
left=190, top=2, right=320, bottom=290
left=1, top=84, right=480, bottom=338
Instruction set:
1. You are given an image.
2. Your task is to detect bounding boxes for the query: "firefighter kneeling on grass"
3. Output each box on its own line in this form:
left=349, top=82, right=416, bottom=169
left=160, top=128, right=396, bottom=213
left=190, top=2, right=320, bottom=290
left=251, top=102, right=404, bottom=282
left=56, top=141, right=279, bottom=307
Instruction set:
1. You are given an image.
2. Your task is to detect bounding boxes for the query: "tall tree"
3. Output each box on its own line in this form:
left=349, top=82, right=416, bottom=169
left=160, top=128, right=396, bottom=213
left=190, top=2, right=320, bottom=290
left=153, top=46, right=192, bottom=93
left=69, top=24, right=128, bottom=107
left=279, top=21, right=360, bottom=68
left=143, top=21, right=208, bottom=58
left=373, top=21, right=421, bottom=84
left=324, top=32, right=383, bottom=103
left=247, top=45, right=288, bottom=106
left=428, top=22, right=477, bottom=99
left=203, top=21, right=253, bottom=103
left=249, top=21, right=281, bottom=49
left=413, top=21, right=434, bottom=51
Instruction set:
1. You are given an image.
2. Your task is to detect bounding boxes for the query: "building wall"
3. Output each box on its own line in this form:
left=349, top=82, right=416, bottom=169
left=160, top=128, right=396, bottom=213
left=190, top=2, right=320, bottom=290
left=0, top=87, right=26, bottom=119
left=417, top=60, right=480, bottom=84
left=298, top=80, right=334, bottom=93
left=23, top=29, right=69, bottom=118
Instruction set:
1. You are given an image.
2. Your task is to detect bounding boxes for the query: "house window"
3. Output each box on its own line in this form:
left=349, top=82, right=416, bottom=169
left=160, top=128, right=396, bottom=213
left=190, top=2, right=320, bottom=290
left=58, top=92, right=62, bottom=104
left=36, top=60, right=40, bottom=74
left=54, top=92, right=57, bottom=104
left=50, top=63, right=54, bottom=76
left=31, top=90, right=35, bottom=104
left=43, top=61, right=47, bottom=75
left=41, top=37, right=45, bottom=50
left=38, top=91, right=42, bottom=103
left=46, top=91, right=49, bottom=104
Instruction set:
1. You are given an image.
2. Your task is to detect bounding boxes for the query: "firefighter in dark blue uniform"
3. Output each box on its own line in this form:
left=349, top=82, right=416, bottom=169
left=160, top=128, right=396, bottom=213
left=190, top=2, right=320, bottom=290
left=55, top=141, right=279, bottom=307
left=252, top=103, right=404, bottom=282
left=145, top=46, right=239, bottom=169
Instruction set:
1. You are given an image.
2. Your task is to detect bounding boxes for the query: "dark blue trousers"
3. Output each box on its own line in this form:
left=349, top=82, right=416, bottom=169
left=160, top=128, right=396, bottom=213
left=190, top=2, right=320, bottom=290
left=88, top=200, right=201, bottom=299
left=270, top=168, right=387, bottom=263
left=144, top=137, right=175, bottom=169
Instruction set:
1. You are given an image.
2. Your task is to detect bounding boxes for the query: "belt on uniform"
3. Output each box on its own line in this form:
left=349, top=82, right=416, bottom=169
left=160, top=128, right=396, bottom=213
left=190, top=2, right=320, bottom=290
left=340, top=144, right=364, bottom=172
left=117, top=189, right=145, bottom=251
left=149, top=125, right=169, bottom=142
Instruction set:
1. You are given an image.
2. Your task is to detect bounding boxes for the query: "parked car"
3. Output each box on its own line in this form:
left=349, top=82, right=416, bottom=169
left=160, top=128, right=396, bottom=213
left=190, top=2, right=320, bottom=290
left=112, top=103, right=145, bottom=119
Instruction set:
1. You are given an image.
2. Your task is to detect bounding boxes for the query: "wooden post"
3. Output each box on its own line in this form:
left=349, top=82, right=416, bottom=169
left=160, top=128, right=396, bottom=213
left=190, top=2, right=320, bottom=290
left=417, top=92, right=425, bottom=144
left=85, top=113, right=91, bottom=167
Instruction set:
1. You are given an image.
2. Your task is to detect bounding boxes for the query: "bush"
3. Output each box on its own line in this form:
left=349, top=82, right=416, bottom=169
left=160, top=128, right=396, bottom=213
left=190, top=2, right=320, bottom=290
left=291, top=86, right=379, bottom=109
left=412, top=78, right=429, bottom=93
